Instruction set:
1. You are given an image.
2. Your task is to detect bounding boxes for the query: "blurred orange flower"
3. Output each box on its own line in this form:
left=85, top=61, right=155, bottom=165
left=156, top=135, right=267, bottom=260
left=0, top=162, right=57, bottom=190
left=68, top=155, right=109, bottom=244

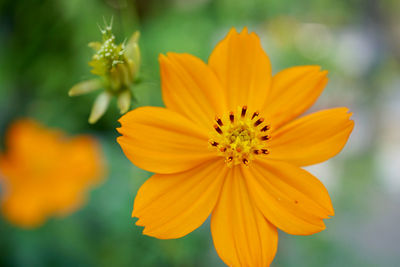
left=0, top=119, right=105, bottom=228
left=117, top=28, right=354, bottom=266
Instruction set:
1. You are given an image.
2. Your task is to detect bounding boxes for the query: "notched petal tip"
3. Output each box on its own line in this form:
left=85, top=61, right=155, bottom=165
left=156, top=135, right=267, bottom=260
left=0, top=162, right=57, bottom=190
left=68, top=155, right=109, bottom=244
left=239, top=27, right=261, bottom=40
left=228, top=26, right=260, bottom=39
left=162, top=52, right=193, bottom=63
left=115, top=132, right=123, bottom=143
left=320, top=69, right=329, bottom=76
left=302, top=222, right=326, bottom=235
left=239, top=26, right=263, bottom=41
left=117, top=107, right=143, bottom=125
left=158, top=53, right=175, bottom=71
left=329, top=209, right=335, bottom=217
left=227, top=27, right=239, bottom=35
left=302, top=65, right=322, bottom=72
left=158, top=53, right=167, bottom=61
left=302, top=65, right=329, bottom=79
left=142, top=227, right=168, bottom=239
left=336, top=107, right=354, bottom=119
left=135, top=218, right=145, bottom=227
left=141, top=227, right=149, bottom=234
left=346, top=109, right=354, bottom=118
left=117, top=115, right=126, bottom=125
left=159, top=52, right=186, bottom=63
left=165, top=51, right=180, bottom=57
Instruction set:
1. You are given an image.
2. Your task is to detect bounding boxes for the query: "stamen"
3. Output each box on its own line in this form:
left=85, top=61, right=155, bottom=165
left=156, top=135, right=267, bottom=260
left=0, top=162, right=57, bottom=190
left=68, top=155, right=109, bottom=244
left=241, top=106, right=247, bottom=118
left=210, top=106, right=272, bottom=166
left=229, top=112, right=234, bottom=123
left=210, top=141, right=219, bottom=146
left=254, top=118, right=264, bottom=127
left=215, top=117, right=223, bottom=126
left=252, top=112, right=259, bottom=120
left=261, top=149, right=269, bottom=154
left=214, top=124, right=223, bottom=134
left=261, top=135, right=270, bottom=141
left=261, top=125, right=270, bottom=132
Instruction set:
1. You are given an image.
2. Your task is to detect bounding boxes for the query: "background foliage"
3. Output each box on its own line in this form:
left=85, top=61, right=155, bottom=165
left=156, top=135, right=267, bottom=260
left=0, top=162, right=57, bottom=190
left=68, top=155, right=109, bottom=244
left=1, top=0, right=399, bottom=266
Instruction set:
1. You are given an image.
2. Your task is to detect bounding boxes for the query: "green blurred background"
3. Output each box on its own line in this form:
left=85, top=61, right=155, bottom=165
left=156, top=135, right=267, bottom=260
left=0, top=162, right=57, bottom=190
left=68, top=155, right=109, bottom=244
left=1, top=0, right=400, bottom=266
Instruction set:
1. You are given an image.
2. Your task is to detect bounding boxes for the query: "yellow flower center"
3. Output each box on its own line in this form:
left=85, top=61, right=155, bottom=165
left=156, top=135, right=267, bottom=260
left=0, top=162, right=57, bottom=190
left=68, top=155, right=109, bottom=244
left=210, top=106, right=270, bottom=167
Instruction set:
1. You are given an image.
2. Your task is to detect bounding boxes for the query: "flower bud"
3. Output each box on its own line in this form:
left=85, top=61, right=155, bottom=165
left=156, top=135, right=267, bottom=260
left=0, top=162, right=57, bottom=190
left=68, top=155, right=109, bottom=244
left=69, top=18, right=141, bottom=124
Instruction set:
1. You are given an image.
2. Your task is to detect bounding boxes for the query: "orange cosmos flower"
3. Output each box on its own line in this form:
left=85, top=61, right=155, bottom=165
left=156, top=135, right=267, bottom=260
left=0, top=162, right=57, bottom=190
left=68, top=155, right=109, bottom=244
left=0, top=119, right=104, bottom=228
left=117, top=28, right=354, bottom=267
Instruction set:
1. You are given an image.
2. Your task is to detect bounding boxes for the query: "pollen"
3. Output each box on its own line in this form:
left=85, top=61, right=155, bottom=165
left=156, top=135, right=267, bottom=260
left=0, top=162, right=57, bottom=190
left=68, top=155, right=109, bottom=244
left=209, top=106, right=271, bottom=166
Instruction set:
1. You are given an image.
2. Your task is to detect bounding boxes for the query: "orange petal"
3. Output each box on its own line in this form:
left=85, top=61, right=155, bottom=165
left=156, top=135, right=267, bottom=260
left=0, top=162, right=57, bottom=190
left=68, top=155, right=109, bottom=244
left=61, top=136, right=104, bottom=186
left=208, top=28, right=272, bottom=111
left=117, top=107, right=215, bottom=174
left=263, top=66, right=328, bottom=129
left=245, top=160, right=334, bottom=235
left=0, top=119, right=104, bottom=228
left=1, top=191, right=46, bottom=228
left=133, top=160, right=227, bottom=239
left=160, top=53, right=226, bottom=129
left=3, top=119, right=62, bottom=164
left=211, top=166, right=278, bottom=267
left=268, top=108, right=354, bottom=166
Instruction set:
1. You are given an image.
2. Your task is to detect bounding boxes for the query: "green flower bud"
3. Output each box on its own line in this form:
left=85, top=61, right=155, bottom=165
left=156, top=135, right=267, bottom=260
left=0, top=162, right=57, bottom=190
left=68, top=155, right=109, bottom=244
left=69, top=18, right=141, bottom=124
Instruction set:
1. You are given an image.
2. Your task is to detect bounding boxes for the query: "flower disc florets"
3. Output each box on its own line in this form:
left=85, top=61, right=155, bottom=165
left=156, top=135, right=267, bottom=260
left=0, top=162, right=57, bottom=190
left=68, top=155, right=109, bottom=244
left=210, top=106, right=271, bottom=166
left=93, top=33, right=124, bottom=70
left=90, top=25, right=126, bottom=77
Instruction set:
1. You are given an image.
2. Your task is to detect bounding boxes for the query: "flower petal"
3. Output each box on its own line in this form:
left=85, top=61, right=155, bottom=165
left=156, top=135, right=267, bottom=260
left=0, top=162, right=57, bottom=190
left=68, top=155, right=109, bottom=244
left=1, top=190, right=46, bottom=228
left=117, top=107, right=215, bottom=174
left=268, top=107, right=354, bottom=166
left=211, top=166, right=278, bottom=267
left=208, top=28, right=272, bottom=111
left=263, top=66, right=328, bottom=129
left=133, top=160, right=227, bottom=239
left=245, top=159, right=334, bottom=235
left=68, top=79, right=102, bottom=96
left=0, top=120, right=104, bottom=228
left=89, top=91, right=112, bottom=124
left=160, top=53, right=226, bottom=129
